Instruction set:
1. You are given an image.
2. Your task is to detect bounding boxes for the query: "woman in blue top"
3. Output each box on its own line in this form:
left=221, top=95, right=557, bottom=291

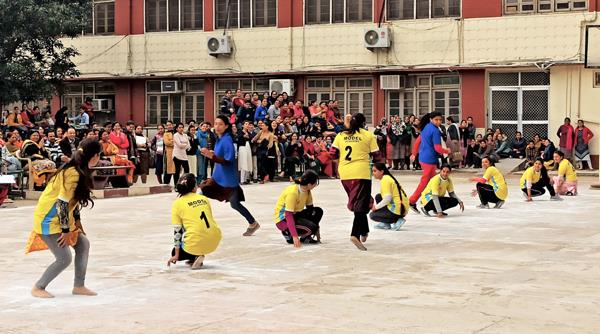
left=199, top=115, right=260, bottom=236
left=254, top=99, right=269, bottom=123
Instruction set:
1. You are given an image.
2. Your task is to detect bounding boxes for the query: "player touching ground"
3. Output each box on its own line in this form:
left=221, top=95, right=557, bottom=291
left=370, top=162, right=409, bottom=231
left=471, top=156, right=508, bottom=209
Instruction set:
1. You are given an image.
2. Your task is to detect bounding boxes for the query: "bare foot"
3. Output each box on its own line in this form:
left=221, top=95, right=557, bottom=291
left=191, top=255, right=205, bottom=270
left=350, top=236, right=367, bottom=251
left=31, top=287, right=54, bottom=298
left=72, top=286, right=97, bottom=296
left=361, top=234, right=368, bottom=243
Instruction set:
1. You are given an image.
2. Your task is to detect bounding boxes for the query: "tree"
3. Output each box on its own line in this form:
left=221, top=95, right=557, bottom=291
left=0, top=0, right=91, bottom=106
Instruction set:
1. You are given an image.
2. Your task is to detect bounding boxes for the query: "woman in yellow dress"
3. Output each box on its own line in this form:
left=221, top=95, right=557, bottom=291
left=30, top=139, right=101, bottom=298
left=470, top=156, right=508, bottom=209
left=163, top=120, right=176, bottom=185
left=552, top=151, right=578, bottom=196
left=167, top=173, right=222, bottom=269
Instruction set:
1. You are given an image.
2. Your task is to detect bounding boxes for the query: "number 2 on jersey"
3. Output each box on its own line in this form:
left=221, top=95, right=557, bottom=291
left=344, top=146, right=353, bottom=161
left=200, top=211, right=210, bottom=228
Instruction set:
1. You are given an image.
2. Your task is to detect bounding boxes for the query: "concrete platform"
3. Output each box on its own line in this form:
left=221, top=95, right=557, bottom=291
left=1, top=175, right=600, bottom=333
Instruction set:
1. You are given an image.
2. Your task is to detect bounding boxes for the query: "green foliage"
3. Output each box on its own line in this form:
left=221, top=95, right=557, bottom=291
left=0, top=0, right=91, bottom=104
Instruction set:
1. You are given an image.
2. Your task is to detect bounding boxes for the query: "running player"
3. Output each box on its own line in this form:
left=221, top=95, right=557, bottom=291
left=274, top=170, right=323, bottom=248
left=30, top=139, right=101, bottom=298
left=420, top=164, right=464, bottom=217
left=168, top=173, right=222, bottom=269
left=521, top=158, right=563, bottom=201
left=199, top=115, right=260, bottom=236
left=409, top=112, right=451, bottom=213
left=331, top=113, right=379, bottom=251
left=471, top=156, right=508, bottom=209
left=552, top=151, right=578, bottom=196
left=370, top=162, right=409, bottom=231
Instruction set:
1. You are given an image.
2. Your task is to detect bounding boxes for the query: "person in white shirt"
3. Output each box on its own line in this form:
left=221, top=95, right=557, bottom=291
left=172, top=122, right=191, bottom=185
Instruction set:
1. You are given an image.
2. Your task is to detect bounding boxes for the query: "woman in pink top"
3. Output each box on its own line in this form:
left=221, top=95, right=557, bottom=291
left=293, top=101, right=305, bottom=119
left=109, top=122, right=129, bottom=155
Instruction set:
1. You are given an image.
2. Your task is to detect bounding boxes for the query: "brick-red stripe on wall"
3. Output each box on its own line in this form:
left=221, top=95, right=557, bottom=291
left=460, top=70, right=487, bottom=128
left=462, top=0, right=502, bottom=19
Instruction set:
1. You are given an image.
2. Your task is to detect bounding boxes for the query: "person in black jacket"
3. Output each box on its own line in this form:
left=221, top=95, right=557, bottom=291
left=54, top=107, right=68, bottom=133
left=58, top=128, right=80, bottom=165
left=236, top=101, right=255, bottom=128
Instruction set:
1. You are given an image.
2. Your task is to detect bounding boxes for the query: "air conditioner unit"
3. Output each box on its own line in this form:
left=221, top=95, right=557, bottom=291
left=380, top=75, right=406, bottom=90
left=520, top=0, right=535, bottom=12
left=555, top=0, right=571, bottom=10
left=207, top=35, right=232, bottom=56
left=161, top=81, right=181, bottom=93
left=364, top=27, right=391, bottom=51
left=269, top=79, right=294, bottom=94
left=92, top=98, right=113, bottom=111
left=572, top=0, right=587, bottom=9
left=538, top=0, right=553, bottom=12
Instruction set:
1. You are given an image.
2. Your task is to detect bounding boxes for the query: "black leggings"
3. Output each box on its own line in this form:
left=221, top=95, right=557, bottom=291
left=351, top=212, right=369, bottom=238
left=284, top=157, right=301, bottom=178
left=369, top=194, right=402, bottom=224
left=476, top=183, right=501, bottom=205
left=424, top=197, right=459, bottom=213
left=521, top=179, right=556, bottom=198
left=173, top=157, right=189, bottom=185
left=286, top=207, right=323, bottom=238
left=229, top=187, right=255, bottom=225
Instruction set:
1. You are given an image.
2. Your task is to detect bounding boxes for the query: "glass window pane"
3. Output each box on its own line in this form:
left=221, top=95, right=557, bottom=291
left=388, top=0, right=415, bottom=20
left=332, top=0, right=344, bottom=22
left=216, top=0, right=239, bottom=29
left=171, top=95, right=182, bottom=124
left=160, top=95, right=169, bottom=124
left=347, top=0, right=372, bottom=22
left=240, top=0, right=251, bottom=28
left=253, top=0, right=276, bottom=27
left=416, top=0, right=430, bottom=19
left=186, top=80, right=205, bottom=92
left=146, top=0, right=167, bottom=32
left=169, top=0, right=179, bottom=30
left=147, top=81, right=162, bottom=93
left=181, top=0, right=203, bottom=30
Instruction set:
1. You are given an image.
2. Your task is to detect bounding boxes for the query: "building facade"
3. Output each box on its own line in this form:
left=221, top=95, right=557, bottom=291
left=56, top=0, right=600, bottom=164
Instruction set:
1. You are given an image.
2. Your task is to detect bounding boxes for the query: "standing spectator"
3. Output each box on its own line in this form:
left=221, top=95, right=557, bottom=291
left=254, top=99, right=269, bottom=123
left=71, top=107, right=90, bottom=129
left=459, top=120, right=469, bottom=166
left=466, top=116, right=476, bottom=140
left=283, top=132, right=304, bottom=181
left=232, top=89, right=245, bottom=109
left=186, top=125, right=199, bottom=184
left=510, top=131, right=526, bottom=158
left=237, top=121, right=254, bottom=184
left=124, top=121, right=138, bottom=168
left=248, top=122, right=259, bottom=183
left=109, top=122, right=129, bottom=155
left=253, top=120, right=276, bottom=183
left=54, top=107, right=68, bottom=132
left=220, top=90, right=233, bottom=116
left=388, top=116, right=403, bottom=170
left=267, top=100, right=281, bottom=121
left=81, top=97, right=95, bottom=122
left=196, top=122, right=210, bottom=184
left=556, top=117, right=575, bottom=160
left=172, top=123, right=190, bottom=185
left=39, top=111, right=55, bottom=129
left=236, top=101, right=255, bottom=127
left=574, top=120, right=594, bottom=170
left=446, top=117, right=461, bottom=167
left=151, top=124, right=165, bottom=184
left=134, top=125, right=150, bottom=184
left=59, top=128, right=79, bottom=164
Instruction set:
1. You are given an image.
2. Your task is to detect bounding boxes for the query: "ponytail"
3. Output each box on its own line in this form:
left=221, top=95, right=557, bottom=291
left=373, top=162, right=404, bottom=208
left=344, top=113, right=366, bottom=135
left=175, top=173, right=197, bottom=196
left=295, top=169, right=319, bottom=186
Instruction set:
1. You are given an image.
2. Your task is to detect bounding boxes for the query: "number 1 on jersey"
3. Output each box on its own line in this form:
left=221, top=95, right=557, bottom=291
left=344, top=146, right=352, bottom=161
left=200, top=211, right=210, bottom=228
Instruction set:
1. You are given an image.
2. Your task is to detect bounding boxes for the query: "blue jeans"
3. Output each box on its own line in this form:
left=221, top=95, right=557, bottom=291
left=196, top=154, right=207, bottom=184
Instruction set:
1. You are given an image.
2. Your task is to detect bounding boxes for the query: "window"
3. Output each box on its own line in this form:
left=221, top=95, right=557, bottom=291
left=213, top=78, right=269, bottom=114
left=504, top=0, right=587, bottom=14
left=385, top=74, right=460, bottom=119
left=146, top=80, right=205, bottom=125
left=63, top=82, right=115, bottom=123
left=594, top=72, right=600, bottom=88
left=305, top=77, right=374, bottom=123
left=387, top=0, right=460, bottom=20
left=145, top=0, right=203, bottom=32
left=215, top=0, right=276, bottom=29
left=305, top=0, right=372, bottom=24
left=83, top=0, right=115, bottom=35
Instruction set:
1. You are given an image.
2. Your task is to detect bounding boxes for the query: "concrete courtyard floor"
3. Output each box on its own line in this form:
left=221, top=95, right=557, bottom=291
left=1, top=175, right=600, bottom=333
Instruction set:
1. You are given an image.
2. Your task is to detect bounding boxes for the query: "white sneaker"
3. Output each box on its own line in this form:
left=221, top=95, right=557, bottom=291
left=493, top=200, right=505, bottom=209
left=374, top=222, right=391, bottom=230
left=476, top=203, right=490, bottom=209
left=550, top=195, right=563, bottom=201
left=390, top=218, right=406, bottom=231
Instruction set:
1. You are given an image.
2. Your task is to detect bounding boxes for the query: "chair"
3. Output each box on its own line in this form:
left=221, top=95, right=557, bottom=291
left=14, top=150, right=35, bottom=191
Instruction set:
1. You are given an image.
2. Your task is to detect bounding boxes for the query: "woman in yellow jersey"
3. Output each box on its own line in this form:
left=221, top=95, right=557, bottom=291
left=274, top=170, right=323, bottom=248
left=168, top=173, right=222, bottom=269
left=521, top=158, right=562, bottom=201
left=470, top=156, right=508, bottom=209
left=552, top=151, right=578, bottom=196
left=370, top=163, right=408, bottom=231
left=331, top=113, right=379, bottom=251
left=420, top=164, right=464, bottom=218
left=30, top=139, right=101, bottom=299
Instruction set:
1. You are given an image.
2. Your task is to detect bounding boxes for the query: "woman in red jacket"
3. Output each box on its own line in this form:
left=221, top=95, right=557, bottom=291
left=574, top=120, right=594, bottom=170
left=109, top=122, right=129, bottom=156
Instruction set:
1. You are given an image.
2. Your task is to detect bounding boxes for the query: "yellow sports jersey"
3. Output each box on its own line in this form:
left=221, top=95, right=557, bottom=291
left=483, top=166, right=508, bottom=201
left=332, top=128, right=379, bottom=180
left=273, top=184, right=313, bottom=222
left=172, top=193, right=222, bottom=256
left=558, top=159, right=577, bottom=182
left=380, top=175, right=402, bottom=215
left=520, top=166, right=542, bottom=189
left=420, top=175, right=454, bottom=206
left=33, top=167, right=79, bottom=235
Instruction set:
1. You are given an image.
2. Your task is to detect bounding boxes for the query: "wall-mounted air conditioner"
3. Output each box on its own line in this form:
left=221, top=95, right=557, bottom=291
left=380, top=75, right=405, bottom=90
left=364, top=27, right=391, bottom=51
left=207, top=35, right=232, bottom=56
left=269, top=79, right=294, bottom=94
left=92, top=98, right=113, bottom=111
left=161, top=81, right=181, bottom=93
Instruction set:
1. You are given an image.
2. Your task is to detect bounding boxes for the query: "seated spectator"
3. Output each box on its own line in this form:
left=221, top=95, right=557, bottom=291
left=465, top=138, right=480, bottom=168
left=44, top=131, right=63, bottom=165
left=279, top=104, right=292, bottom=119
left=1, top=135, right=21, bottom=174
left=99, top=130, right=135, bottom=185
left=292, top=101, right=305, bottom=119
left=267, top=100, right=281, bottom=121
left=251, top=92, right=261, bottom=107
left=315, top=136, right=336, bottom=178
left=282, top=133, right=304, bottom=181
left=532, top=134, right=545, bottom=153
left=540, top=137, right=555, bottom=168
left=7, top=107, right=28, bottom=136
left=494, top=133, right=511, bottom=158
left=59, top=128, right=79, bottom=163
left=510, top=131, right=526, bottom=158
left=302, top=136, right=318, bottom=173
left=21, top=131, right=57, bottom=190
left=254, top=99, right=269, bottom=123
left=4, top=132, right=22, bottom=155
left=20, top=106, right=35, bottom=129
left=525, top=140, right=537, bottom=166
left=37, top=111, right=55, bottom=129
left=70, top=107, right=90, bottom=129
left=236, top=101, right=255, bottom=127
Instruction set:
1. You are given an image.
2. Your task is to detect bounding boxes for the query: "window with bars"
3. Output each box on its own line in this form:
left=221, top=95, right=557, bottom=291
left=387, top=0, right=460, bottom=20
left=145, top=0, right=203, bottom=32
left=305, top=0, right=372, bottom=24
left=83, top=0, right=115, bottom=35
left=504, top=0, right=587, bottom=14
left=146, top=80, right=205, bottom=125
left=215, top=0, right=276, bottom=29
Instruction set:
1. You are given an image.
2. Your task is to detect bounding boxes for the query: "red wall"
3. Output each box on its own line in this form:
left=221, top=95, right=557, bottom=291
left=373, top=0, right=385, bottom=24
left=204, top=79, right=215, bottom=123
left=51, top=96, right=61, bottom=115
left=590, top=0, right=598, bottom=11
left=295, top=77, right=305, bottom=102
left=278, top=0, right=303, bottom=28
left=115, top=0, right=144, bottom=35
left=114, top=80, right=146, bottom=125
left=204, top=0, right=214, bottom=31
left=373, top=75, right=385, bottom=125
left=462, top=0, right=502, bottom=19
left=461, top=70, right=486, bottom=127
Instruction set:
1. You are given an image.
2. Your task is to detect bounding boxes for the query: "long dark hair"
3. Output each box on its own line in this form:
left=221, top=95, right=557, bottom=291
left=344, top=113, right=366, bottom=135
left=294, top=169, right=319, bottom=186
left=215, top=114, right=233, bottom=137
left=175, top=173, right=197, bottom=197
left=535, top=158, right=550, bottom=180
left=51, top=139, right=101, bottom=208
left=373, top=162, right=406, bottom=215
left=418, top=111, right=443, bottom=131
